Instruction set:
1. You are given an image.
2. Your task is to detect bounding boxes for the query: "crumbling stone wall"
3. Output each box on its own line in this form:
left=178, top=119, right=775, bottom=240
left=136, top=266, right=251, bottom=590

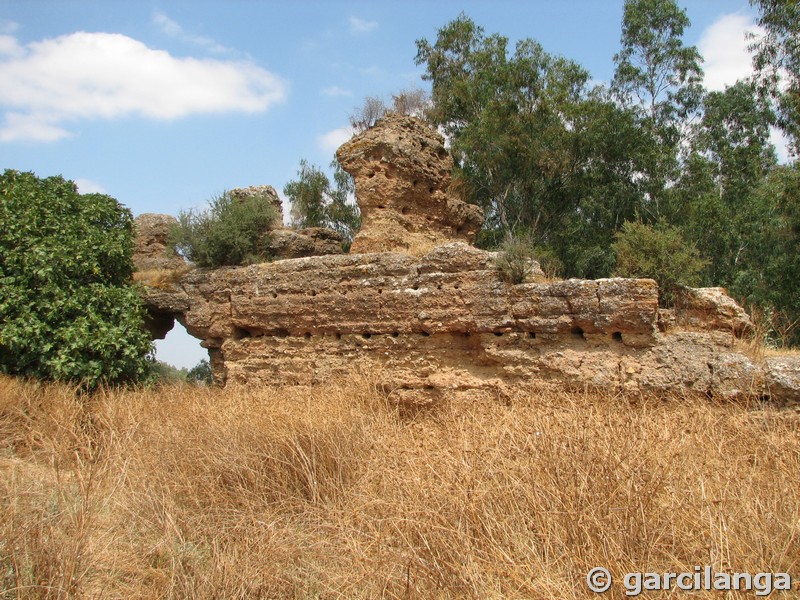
left=135, top=115, right=800, bottom=403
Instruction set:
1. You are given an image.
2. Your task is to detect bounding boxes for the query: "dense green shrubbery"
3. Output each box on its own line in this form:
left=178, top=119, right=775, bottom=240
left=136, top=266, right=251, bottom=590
left=152, top=358, right=214, bottom=385
left=0, top=170, right=153, bottom=387
left=170, top=191, right=278, bottom=267
left=613, top=220, right=707, bottom=306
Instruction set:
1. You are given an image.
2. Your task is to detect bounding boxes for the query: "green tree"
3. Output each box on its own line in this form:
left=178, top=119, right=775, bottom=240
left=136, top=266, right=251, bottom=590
left=613, top=220, right=707, bottom=306
left=750, top=0, right=800, bottom=155
left=730, top=163, right=800, bottom=344
left=612, top=0, right=704, bottom=218
left=416, top=14, right=648, bottom=277
left=170, top=190, right=277, bottom=267
left=676, top=81, right=777, bottom=287
left=284, top=160, right=360, bottom=243
left=0, top=170, right=153, bottom=387
left=186, top=358, right=214, bottom=385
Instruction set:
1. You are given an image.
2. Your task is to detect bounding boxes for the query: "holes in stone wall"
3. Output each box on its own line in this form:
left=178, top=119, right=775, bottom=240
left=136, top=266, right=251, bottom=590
left=528, top=331, right=537, bottom=339
left=362, top=333, right=372, bottom=339
left=391, top=331, right=400, bottom=338
left=571, top=326, right=586, bottom=340
left=232, top=326, right=252, bottom=340
left=304, top=332, right=312, bottom=340
left=421, top=331, right=430, bottom=337
left=494, top=331, right=504, bottom=337
left=612, top=331, right=623, bottom=343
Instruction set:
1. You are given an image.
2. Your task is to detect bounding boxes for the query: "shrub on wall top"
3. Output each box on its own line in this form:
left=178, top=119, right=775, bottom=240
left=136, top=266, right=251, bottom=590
left=170, top=191, right=278, bottom=267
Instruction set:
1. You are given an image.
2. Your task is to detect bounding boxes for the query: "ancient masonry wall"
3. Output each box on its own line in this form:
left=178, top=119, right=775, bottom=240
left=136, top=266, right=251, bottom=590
left=140, top=243, right=798, bottom=403
left=136, top=114, right=800, bottom=403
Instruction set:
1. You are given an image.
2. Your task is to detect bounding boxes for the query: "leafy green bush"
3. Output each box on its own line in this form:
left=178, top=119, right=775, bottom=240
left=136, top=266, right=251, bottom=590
left=0, top=170, right=153, bottom=387
left=613, top=220, right=708, bottom=306
left=170, top=191, right=278, bottom=267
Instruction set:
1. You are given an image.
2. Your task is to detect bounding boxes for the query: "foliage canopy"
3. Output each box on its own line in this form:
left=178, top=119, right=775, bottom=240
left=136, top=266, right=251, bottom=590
left=0, top=170, right=153, bottom=387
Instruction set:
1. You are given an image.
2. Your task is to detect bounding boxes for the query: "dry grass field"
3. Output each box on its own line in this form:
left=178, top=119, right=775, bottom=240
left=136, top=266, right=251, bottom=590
left=1, top=371, right=799, bottom=599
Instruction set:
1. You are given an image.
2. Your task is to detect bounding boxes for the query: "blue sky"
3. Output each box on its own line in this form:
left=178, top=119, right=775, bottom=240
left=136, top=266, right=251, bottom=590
left=0, top=0, right=772, bottom=368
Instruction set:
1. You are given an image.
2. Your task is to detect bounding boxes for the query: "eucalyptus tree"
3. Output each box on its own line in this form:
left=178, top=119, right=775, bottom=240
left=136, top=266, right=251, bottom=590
left=284, top=160, right=360, bottom=244
left=750, top=0, right=800, bottom=155
left=611, top=0, right=704, bottom=219
left=415, top=14, right=646, bottom=277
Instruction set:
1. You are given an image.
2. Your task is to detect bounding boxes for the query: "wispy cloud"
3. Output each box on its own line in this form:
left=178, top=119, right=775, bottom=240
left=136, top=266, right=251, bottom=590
left=697, top=13, right=792, bottom=162
left=152, top=10, right=233, bottom=55
left=75, top=178, right=107, bottom=194
left=0, top=20, right=19, bottom=35
left=322, top=86, right=352, bottom=97
left=0, top=31, right=287, bottom=143
left=0, top=20, right=22, bottom=57
left=348, top=16, right=378, bottom=34
left=318, top=125, right=355, bottom=153
left=699, top=13, right=760, bottom=91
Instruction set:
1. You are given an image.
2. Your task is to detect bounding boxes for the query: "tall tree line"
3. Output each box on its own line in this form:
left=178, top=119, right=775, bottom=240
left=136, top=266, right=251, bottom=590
left=409, top=0, right=799, bottom=342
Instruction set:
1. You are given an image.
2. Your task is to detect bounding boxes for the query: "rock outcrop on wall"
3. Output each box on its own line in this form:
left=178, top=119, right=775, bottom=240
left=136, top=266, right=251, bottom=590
left=229, top=185, right=345, bottom=259
left=133, top=214, right=186, bottom=272
left=337, top=115, right=484, bottom=254
left=229, top=185, right=284, bottom=228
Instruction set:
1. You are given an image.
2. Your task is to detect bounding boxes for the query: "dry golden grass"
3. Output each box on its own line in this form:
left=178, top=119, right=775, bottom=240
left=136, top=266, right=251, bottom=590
left=132, top=266, right=193, bottom=289
left=1, top=373, right=799, bottom=598
left=402, top=237, right=449, bottom=258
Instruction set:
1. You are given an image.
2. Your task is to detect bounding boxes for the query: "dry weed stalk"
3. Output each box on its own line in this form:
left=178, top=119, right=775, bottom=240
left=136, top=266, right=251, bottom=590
left=1, top=374, right=798, bottom=598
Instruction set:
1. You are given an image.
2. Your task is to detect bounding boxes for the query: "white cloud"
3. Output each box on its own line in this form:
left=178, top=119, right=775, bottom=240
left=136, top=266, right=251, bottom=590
left=349, top=16, right=377, bottom=34
left=322, top=86, right=352, bottom=97
left=0, top=20, right=19, bottom=35
left=0, top=35, right=23, bottom=56
left=0, top=112, right=70, bottom=143
left=699, top=13, right=761, bottom=92
left=75, top=178, right=107, bottom=194
left=318, top=125, right=355, bottom=153
left=0, top=22, right=22, bottom=57
left=152, top=10, right=232, bottom=55
left=0, top=31, right=287, bottom=143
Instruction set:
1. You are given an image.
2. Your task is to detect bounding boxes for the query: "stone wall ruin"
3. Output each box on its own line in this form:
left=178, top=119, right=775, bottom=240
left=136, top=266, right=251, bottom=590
left=135, top=115, right=800, bottom=404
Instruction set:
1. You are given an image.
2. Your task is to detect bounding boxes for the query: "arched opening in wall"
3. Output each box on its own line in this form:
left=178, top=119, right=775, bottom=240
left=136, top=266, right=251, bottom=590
left=155, top=320, right=208, bottom=372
